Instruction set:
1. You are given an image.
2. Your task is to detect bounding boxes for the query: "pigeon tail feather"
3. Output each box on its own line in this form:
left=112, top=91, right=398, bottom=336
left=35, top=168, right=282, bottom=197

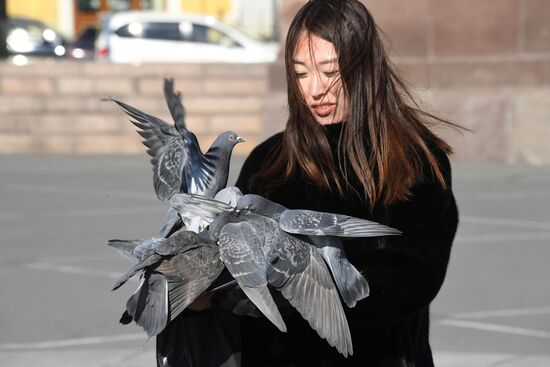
left=107, top=239, right=142, bottom=263
left=241, top=286, right=287, bottom=333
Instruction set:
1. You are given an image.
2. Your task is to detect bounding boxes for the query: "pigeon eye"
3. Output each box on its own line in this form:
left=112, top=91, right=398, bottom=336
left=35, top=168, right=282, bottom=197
left=228, top=135, right=235, bottom=141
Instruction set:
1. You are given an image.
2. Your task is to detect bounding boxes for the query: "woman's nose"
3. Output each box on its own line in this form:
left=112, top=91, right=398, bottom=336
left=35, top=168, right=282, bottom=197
left=309, top=73, right=326, bottom=100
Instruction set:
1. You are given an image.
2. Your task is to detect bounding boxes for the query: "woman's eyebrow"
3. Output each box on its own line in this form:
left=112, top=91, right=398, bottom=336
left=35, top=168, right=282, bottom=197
left=292, top=58, right=337, bottom=65
left=319, top=58, right=337, bottom=65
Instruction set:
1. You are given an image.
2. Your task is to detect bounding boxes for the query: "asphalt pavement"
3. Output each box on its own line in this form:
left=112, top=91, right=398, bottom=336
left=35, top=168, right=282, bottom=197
left=0, top=155, right=549, bottom=366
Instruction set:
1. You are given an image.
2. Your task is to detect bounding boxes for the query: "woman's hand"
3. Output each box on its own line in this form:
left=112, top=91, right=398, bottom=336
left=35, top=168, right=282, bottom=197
left=186, top=293, right=213, bottom=311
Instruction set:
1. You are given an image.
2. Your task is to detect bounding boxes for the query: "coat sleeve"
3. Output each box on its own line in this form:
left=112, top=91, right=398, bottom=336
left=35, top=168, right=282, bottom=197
left=235, top=132, right=283, bottom=195
left=344, top=150, right=458, bottom=329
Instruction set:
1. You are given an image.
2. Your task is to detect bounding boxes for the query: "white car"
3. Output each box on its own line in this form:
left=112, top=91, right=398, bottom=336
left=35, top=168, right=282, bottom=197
left=95, top=11, right=279, bottom=63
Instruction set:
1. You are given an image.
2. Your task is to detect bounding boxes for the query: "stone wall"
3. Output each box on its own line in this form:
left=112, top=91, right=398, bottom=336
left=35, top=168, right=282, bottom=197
left=366, top=0, right=550, bottom=164
left=0, top=62, right=287, bottom=157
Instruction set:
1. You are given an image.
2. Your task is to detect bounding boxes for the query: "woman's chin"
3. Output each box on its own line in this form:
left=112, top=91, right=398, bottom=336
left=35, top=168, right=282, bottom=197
left=315, top=116, right=343, bottom=125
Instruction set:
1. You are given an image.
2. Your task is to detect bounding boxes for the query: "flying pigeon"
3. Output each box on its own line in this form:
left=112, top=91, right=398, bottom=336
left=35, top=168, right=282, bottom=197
left=171, top=189, right=401, bottom=307
left=108, top=229, right=224, bottom=336
left=105, top=78, right=244, bottom=235
left=208, top=211, right=354, bottom=357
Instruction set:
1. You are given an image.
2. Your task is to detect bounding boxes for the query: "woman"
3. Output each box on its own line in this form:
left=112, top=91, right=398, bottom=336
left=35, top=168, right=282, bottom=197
left=234, top=0, right=459, bottom=365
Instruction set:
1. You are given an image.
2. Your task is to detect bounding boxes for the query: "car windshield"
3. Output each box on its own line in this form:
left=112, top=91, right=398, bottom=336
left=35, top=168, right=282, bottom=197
left=8, top=18, right=48, bottom=43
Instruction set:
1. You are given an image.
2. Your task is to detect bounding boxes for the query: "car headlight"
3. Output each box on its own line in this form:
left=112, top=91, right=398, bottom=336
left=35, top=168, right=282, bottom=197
left=71, top=48, right=85, bottom=59
left=54, top=45, right=66, bottom=56
left=43, top=29, right=57, bottom=42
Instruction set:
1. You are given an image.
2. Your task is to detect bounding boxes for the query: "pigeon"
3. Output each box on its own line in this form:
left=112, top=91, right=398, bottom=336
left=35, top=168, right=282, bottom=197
left=169, top=192, right=234, bottom=234
left=108, top=229, right=224, bottom=336
left=171, top=189, right=402, bottom=308
left=208, top=211, right=354, bottom=357
left=105, top=78, right=244, bottom=235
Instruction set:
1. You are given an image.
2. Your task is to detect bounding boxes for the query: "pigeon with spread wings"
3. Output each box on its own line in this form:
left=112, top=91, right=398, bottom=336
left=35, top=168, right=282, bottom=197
left=105, top=78, right=244, bottom=235
left=108, top=229, right=224, bottom=336
left=171, top=188, right=402, bottom=308
left=208, top=211, right=354, bottom=357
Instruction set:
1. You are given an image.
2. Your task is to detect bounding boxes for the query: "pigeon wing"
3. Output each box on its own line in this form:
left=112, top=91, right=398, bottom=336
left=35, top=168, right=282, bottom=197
left=107, top=97, right=210, bottom=200
left=157, top=207, right=182, bottom=238
left=170, top=193, right=233, bottom=221
left=219, top=221, right=286, bottom=332
left=153, top=229, right=201, bottom=256
left=214, top=186, right=244, bottom=206
left=163, top=78, right=186, bottom=131
left=107, top=239, right=143, bottom=263
left=279, top=209, right=402, bottom=237
left=112, top=252, right=162, bottom=290
left=236, top=194, right=287, bottom=220
left=133, top=237, right=163, bottom=260
left=309, top=236, right=370, bottom=308
left=154, top=136, right=188, bottom=200
left=183, top=153, right=214, bottom=195
left=126, top=271, right=169, bottom=337
left=156, top=243, right=224, bottom=321
left=106, top=97, right=186, bottom=200
left=170, top=193, right=234, bottom=232
left=269, top=233, right=353, bottom=357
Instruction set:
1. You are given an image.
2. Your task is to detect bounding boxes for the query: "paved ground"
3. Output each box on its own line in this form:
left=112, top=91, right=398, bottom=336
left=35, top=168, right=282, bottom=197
left=0, top=155, right=549, bottom=366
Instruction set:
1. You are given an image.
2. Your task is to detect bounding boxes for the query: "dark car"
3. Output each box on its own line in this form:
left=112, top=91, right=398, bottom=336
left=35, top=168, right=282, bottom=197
left=67, top=26, right=97, bottom=60
left=7, top=17, right=67, bottom=58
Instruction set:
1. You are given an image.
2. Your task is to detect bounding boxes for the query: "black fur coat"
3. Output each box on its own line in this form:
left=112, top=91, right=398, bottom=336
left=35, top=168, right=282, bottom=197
left=233, top=123, right=459, bottom=366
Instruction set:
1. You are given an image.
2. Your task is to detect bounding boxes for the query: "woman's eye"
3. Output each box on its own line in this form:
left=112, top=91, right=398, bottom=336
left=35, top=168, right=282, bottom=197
left=295, top=72, right=307, bottom=78
left=324, top=70, right=339, bottom=78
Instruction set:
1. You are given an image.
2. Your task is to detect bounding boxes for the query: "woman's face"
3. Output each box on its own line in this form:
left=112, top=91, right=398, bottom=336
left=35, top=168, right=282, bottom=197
left=292, top=33, right=349, bottom=125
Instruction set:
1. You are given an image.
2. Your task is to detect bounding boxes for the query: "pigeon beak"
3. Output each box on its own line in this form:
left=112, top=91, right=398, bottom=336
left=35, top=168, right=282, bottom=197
left=236, top=136, right=245, bottom=143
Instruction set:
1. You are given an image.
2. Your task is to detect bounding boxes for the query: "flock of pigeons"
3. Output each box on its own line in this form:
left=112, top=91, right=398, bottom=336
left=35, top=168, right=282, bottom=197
left=106, top=78, right=402, bottom=357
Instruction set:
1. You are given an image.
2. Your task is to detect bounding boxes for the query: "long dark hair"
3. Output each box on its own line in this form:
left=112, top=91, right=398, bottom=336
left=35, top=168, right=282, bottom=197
left=252, top=0, right=460, bottom=210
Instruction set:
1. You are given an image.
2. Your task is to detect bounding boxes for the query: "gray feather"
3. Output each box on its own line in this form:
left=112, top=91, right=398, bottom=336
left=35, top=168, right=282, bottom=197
left=279, top=209, right=402, bottom=237
left=241, top=286, right=287, bottom=332
left=107, top=239, right=143, bottom=263
left=218, top=221, right=286, bottom=332
left=214, top=186, right=244, bottom=207
left=160, top=243, right=224, bottom=321
left=309, top=236, right=369, bottom=308
left=268, top=232, right=353, bottom=357
left=126, top=271, right=168, bottom=337
left=112, top=253, right=162, bottom=290
left=163, top=77, right=186, bottom=132
left=105, top=81, right=244, bottom=204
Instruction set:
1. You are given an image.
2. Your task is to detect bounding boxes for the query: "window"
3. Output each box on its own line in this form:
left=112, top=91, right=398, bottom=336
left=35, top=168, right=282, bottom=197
left=74, top=27, right=97, bottom=49
left=114, top=20, right=244, bottom=47
left=115, top=22, right=181, bottom=41
left=78, top=0, right=101, bottom=12
left=108, top=0, right=132, bottom=12
left=190, top=24, right=242, bottom=47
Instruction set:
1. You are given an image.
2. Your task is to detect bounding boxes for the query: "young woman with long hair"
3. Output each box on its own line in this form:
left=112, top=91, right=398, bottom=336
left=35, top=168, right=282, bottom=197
left=234, top=0, right=459, bottom=365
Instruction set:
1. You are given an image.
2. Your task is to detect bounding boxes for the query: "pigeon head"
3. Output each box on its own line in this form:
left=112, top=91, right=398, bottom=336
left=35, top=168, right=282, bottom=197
left=235, top=194, right=260, bottom=212
left=214, top=131, right=244, bottom=150
left=207, top=212, right=233, bottom=241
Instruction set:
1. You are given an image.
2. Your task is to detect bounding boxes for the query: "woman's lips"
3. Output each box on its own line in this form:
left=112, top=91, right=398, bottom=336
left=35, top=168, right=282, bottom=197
left=311, top=103, right=336, bottom=117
